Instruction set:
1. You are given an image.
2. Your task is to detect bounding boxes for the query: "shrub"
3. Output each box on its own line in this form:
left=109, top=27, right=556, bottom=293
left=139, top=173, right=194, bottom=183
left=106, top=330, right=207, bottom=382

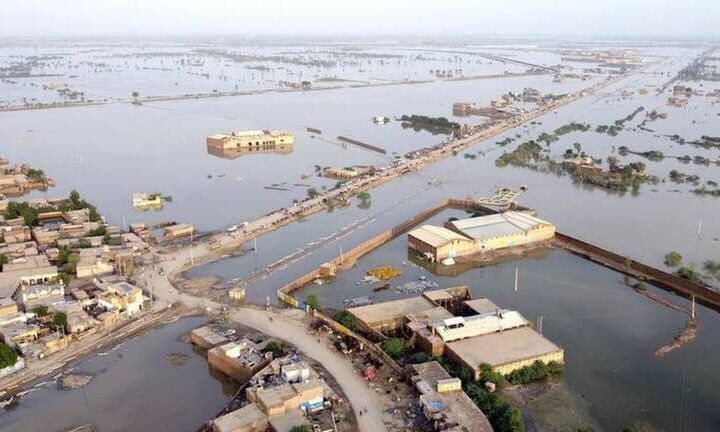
left=382, top=338, right=408, bottom=360
left=0, top=343, right=18, bottom=369
left=32, top=306, right=49, bottom=317
left=334, top=311, right=357, bottom=332
left=290, top=426, right=312, bottom=432
left=265, top=340, right=286, bottom=354
left=505, top=360, right=562, bottom=385
left=305, top=294, right=321, bottom=311
left=410, top=352, right=432, bottom=364
left=664, top=251, right=683, bottom=267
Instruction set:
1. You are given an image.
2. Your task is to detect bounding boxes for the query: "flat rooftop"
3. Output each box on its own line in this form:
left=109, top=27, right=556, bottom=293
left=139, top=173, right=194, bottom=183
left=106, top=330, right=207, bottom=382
left=212, top=403, right=267, bottom=432
left=449, top=211, right=553, bottom=241
left=446, top=326, right=563, bottom=370
left=463, top=298, right=500, bottom=314
left=411, top=362, right=493, bottom=432
left=348, top=296, right=435, bottom=326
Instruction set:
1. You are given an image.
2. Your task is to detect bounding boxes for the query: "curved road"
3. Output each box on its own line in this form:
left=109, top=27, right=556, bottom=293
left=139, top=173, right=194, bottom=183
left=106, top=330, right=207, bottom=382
left=137, top=249, right=389, bottom=432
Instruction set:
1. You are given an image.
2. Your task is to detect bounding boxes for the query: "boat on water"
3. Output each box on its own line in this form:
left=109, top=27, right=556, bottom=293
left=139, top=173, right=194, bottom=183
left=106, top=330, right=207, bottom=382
left=373, top=283, right=391, bottom=292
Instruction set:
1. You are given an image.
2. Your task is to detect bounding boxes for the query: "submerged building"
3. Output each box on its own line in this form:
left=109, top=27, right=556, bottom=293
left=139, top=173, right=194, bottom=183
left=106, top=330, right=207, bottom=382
left=408, top=211, right=555, bottom=261
left=207, top=130, right=294, bottom=158
left=347, top=287, right=564, bottom=378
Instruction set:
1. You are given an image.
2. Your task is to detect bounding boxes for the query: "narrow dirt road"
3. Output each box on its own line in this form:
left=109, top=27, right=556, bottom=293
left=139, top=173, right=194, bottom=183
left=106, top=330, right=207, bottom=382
left=136, top=254, right=389, bottom=432
left=228, top=308, right=389, bottom=432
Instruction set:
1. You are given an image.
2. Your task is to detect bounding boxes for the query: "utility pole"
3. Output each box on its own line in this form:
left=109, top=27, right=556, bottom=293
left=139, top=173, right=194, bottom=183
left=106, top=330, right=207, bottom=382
left=691, top=295, right=696, bottom=319
left=190, top=230, right=194, bottom=266
left=514, top=267, right=519, bottom=311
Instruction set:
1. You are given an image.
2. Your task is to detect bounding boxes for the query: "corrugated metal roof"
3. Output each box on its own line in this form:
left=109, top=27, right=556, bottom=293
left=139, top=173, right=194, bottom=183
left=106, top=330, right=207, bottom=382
left=449, top=211, right=552, bottom=241
left=408, top=225, right=470, bottom=248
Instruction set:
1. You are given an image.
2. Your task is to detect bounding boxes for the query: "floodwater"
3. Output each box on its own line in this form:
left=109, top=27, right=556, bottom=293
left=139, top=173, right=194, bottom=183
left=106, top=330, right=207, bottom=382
left=0, top=317, right=237, bottom=432
left=298, top=210, right=720, bottom=431
left=2, top=42, right=719, bottom=431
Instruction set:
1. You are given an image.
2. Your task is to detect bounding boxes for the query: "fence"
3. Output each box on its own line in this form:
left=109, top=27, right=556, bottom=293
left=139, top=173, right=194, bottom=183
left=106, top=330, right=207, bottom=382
left=556, top=233, right=720, bottom=308
left=311, top=309, right=406, bottom=377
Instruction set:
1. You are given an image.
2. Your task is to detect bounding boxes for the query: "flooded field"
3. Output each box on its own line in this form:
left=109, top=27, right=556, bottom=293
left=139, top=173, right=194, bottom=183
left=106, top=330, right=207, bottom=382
left=0, top=317, right=236, bottom=432
left=1, top=39, right=719, bottom=432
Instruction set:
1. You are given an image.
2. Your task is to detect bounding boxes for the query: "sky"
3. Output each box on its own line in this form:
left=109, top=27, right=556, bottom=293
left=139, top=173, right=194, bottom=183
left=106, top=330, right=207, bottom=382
left=0, top=0, right=718, bottom=39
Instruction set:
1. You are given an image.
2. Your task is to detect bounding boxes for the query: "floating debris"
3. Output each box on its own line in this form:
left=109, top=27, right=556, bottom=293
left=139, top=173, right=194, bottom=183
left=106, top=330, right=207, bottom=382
left=366, top=266, right=402, bottom=280
left=344, top=296, right=373, bottom=307
left=395, top=279, right=439, bottom=294
left=59, top=374, right=94, bottom=390
left=166, top=352, right=189, bottom=366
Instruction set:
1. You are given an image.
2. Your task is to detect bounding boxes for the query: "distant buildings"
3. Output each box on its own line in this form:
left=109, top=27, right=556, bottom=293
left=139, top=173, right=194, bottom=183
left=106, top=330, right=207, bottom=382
left=207, top=130, right=294, bottom=158
left=408, top=211, right=555, bottom=262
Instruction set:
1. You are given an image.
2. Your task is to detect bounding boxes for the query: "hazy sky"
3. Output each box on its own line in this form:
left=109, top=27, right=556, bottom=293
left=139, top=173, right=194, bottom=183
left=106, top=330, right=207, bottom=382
left=1, top=0, right=718, bottom=38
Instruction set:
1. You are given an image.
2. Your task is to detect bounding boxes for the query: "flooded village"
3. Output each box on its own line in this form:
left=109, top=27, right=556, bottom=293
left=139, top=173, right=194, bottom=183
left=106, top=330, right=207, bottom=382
left=0, top=30, right=719, bottom=432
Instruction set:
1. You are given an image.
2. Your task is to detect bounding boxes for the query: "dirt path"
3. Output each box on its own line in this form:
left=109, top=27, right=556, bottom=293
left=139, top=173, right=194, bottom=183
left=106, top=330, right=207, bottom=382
left=228, top=308, right=389, bottom=432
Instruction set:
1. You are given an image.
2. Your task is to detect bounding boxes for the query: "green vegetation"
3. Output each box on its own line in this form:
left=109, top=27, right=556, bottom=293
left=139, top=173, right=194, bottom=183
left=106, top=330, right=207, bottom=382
left=32, top=305, right=49, bottom=317
left=436, top=358, right=524, bottom=432
left=2, top=190, right=101, bottom=226
left=58, top=190, right=101, bottom=222
left=88, top=226, right=106, bottom=237
left=356, top=191, right=372, bottom=210
left=53, top=311, right=68, bottom=332
left=505, top=360, right=562, bottom=385
left=479, top=363, right=503, bottom=387
left=304, top=294, right=321, bottom=310
left=26, top=168, right=46, bottom=182
left=0, top=343, right=19, bottom=369
left=664, top=251, right=683, bottom=267
left=334, top=311, right=358, bottom=332
left=409, top=351, right=433, bottom=364
left=3, top=201, right=39, bottom=226
left=66, top=253, right=81, bottom=275
left=495, top=141, right=544, bottom=167
left=289, top=426, right=312, bottom=432
left=307, top=188, right=319, bottom=199
left=676, top=266, right=703, bottom=283
left=704, top=260, right=720, bottom=280
left=264, top=340, right=286, bottom=354
left=633, top=282, right=647, bottom=291
left=400, top=114, right=460, bottom=132
left=103, top=234, right=122, bottom=246
left=0, top=253, right=7, bottom=271
left=382, top=338, right=409, bottom=360
left=554, top=122, right=591, bottom=136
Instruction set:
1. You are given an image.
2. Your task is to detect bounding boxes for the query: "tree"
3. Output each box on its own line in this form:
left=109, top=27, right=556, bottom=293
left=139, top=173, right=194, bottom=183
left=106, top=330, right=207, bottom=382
left=307, top=188, right=319, bottom=199
left=132, top=91, right=139, bottom=98
left=573, top=142, right=582, bottom=154
left=607, top=156, right=619, bottom=167
left=305, top=294, right=321, bottom=311
left=53, top=312, right=68, bottom=333
left=290, top=426, right=312, bottom=432
left=66, top=253, right=81, bottom=274
left=664, top=251, right=683, bottom=267
left=382, top=338, right=408, bottom=360
left=0, top=253, right=7, bottom=271
left=0, top=343, right=18, bottom=369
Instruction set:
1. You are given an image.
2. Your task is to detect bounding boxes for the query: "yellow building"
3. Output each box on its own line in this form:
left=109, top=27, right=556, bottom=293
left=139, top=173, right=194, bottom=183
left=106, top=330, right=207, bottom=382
left=207, top=130, right=294, bottom=154
left=132, top=193, right=163, bottom=208
left=447, top=211, right=555, bottom=253
left=98, top=282, right=144, bottom=316
left=407, top=225, right=475, bottom=262
left=409, top=211, right=556, bottom=262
